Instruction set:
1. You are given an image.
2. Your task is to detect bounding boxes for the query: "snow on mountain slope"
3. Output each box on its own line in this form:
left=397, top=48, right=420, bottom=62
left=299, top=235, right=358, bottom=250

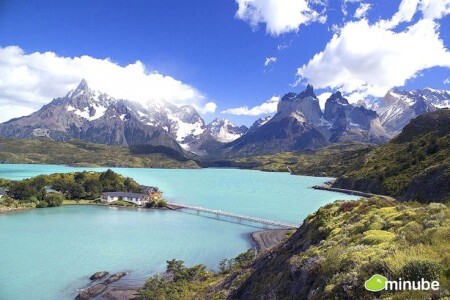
left=206, top=118, right=248, bottom=143
left=249, top=115, right=272, bottom=132
left=376, top=88, right=449, bottom=135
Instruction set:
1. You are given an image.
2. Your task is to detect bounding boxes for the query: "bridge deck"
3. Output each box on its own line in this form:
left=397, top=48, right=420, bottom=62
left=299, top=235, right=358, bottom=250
left=167, top=202, right=299, bottom=229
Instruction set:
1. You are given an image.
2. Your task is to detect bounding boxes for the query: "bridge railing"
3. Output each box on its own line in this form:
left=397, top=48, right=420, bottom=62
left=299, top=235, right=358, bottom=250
left=167, top=202, right=299, bottom=229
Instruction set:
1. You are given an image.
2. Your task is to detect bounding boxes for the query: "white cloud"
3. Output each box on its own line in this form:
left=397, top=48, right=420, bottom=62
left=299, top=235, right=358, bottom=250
left=444, top=77, right=450, bottom=85
left=354, top=3, right=371, bottom=19
left=264, top=56, right=277, bottom=66
left=379, top=0, right=420, bottom=29
left=193, top=102, right=217, bottom=114
left=222, top=96, right=280, bottom=116
left=380, top=0, right=450, bottom=29
left=296, top=18, right=450, bottom=98
left=0, top=45, right=214, bottom=122
left=419, top=0, right=450, bottom=20
left=235, top=0, right=326, bottom=36
left=317, top=92, right=332, bottom=110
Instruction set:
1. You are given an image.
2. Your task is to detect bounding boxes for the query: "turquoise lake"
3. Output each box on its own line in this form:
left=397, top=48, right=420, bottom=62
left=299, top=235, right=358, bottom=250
left=0, top=164, right=360, bottom=299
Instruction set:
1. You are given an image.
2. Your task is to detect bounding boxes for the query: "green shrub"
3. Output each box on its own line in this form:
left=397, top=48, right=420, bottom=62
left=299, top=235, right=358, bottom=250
left=146, top=199, right=167, bottom=208
left=0, top=196, right=15, bottom=207
left=401, top=260, right=443, bottom=281
left=110, top=200, right=135, bottom=207
left=361, top=230, right=396, bottom=245
left=36, top=201, right=48, bottom=208
left=44, top=192, right=64, bottom=207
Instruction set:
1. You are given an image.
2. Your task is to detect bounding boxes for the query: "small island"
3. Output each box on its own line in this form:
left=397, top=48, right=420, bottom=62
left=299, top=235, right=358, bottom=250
left=0, top=169, right=166, bottom=213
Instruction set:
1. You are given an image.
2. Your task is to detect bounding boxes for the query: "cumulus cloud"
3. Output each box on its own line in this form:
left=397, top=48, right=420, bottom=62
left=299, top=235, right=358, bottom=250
left=235, top=0, right=326, bottom=36
left=0, top=45, right=215, bottom=122
left=193, top=102, right=218, bottom=114
left=296, top=18, right=450, bottom=98
left=354, top=3, right=371, bottom=19
left=264, top=56, right=277, bottom=66
left=222, top=96, right=280, bottom=116
left=444, top=77, right=450, bottom=85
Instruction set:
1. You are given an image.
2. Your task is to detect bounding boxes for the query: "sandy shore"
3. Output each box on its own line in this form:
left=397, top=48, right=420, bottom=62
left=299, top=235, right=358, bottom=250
left=251, top=229, right=292, bottom=251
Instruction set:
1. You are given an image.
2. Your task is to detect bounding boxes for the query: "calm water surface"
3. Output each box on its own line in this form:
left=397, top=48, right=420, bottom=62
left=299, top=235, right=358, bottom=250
left=0, top=164, right=359, bottom=299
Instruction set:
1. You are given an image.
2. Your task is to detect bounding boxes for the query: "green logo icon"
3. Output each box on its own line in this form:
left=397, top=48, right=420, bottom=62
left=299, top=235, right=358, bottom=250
left=365, top=274, right=387, bottom=292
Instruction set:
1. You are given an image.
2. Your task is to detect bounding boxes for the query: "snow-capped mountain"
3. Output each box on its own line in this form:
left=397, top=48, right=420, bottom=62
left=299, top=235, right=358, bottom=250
left=0, top=79, right=250, bottom=157
left=220, top=85, right=389, bottom=158
left=249, top=115, right=272, bottom=132
left=419, top=88, right=450, bottom=108
left=130, top=100, right=206, bottom=150
left=2, top=79, right=447, bottom=159
left=0, top=80, right=187, bottom=155
left=205, top=118, right=248, bottom=143
left=323, top=91, right=391, bottom=143
left=376, top=88, right=450, bottom=135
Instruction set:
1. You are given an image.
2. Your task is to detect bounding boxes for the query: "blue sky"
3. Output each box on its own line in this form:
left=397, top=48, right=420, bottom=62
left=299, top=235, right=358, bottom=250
left=0, top=0, right=449, bottom=125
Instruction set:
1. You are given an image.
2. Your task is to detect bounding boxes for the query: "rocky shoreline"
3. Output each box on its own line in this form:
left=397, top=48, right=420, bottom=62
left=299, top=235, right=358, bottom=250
left=75, top=272, right=136, bottom=300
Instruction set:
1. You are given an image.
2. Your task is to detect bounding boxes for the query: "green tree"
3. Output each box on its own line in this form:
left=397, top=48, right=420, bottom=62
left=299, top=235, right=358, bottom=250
left=74, top=172, right=86, bottom=183
left=83, top=178, right=101, bottom=199
left=99, top=169, right=124, bottom=191
left=67, top=182, right=86, bottom=199
left=9, top=181, right=37, bottom=200
left=166, top=259, right=185, bottom=275
left=44, top=192, right=64, bottom=207
left=36, top=201, right=48, bottom=208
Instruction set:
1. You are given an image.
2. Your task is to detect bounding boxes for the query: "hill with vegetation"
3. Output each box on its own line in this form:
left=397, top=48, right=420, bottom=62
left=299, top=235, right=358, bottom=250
left=221, top=142, right=373, bottom=177
left=0, top=138, right=200, bottom=168
left=333, top=109, right=450, bottom=203
left=137, top=198, right=450, bottom=299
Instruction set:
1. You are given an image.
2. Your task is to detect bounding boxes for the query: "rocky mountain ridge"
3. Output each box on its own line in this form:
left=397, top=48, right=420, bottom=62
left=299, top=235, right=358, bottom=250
left=0, top=80, right=246, bottom=157
left=219, top=85, right=391, bottom=158
left=1, top=80, right=449, bottom=159
left=375, top=87, right=450, bottom=135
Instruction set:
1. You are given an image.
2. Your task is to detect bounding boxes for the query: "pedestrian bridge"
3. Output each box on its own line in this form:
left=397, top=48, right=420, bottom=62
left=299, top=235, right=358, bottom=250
left=166, top=202, right=299, bottom=229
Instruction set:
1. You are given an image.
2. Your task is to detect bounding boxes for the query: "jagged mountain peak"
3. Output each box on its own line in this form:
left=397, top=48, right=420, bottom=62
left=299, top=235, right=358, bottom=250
left=77, top=78, right=88, bottom=90
left=304, top=83, right=315, bottom=97
left=276, top=84, right=322, bottom=125
left=68, top=79, right=94, bottom=98
left=249, top=115, right=272, bottom=132
left=279, top=84, right=317, bottom=103
left=327, top=91, right=348, bottom=105
left=209, top=118, right=232, bottom=126
left=206, top=118, right=248, bottom=143
left=376, top=87, right=449, bottom=135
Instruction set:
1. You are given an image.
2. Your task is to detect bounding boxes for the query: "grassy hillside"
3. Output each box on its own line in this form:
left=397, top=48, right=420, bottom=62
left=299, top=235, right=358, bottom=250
left=137, top=198, right=450, bottom=299
left=334, top=109, right=450, bottom=203
left=219, top=142, right=374, bottom=177
left=0, top=138, right=200, bottom=169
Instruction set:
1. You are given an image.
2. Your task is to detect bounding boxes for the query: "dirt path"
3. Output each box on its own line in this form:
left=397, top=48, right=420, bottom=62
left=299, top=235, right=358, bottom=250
left=251, top=229, right=291, bottom=251
left=312, top=185, right=396, bottom=201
